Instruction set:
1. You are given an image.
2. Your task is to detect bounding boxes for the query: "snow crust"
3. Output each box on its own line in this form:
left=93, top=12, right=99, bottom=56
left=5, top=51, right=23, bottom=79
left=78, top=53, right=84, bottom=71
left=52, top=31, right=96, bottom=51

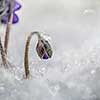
left=0, top=0, right=100, bottom=100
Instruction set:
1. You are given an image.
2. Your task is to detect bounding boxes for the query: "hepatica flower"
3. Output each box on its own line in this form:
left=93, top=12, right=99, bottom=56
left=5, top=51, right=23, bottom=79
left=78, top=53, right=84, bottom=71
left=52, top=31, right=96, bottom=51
left=1, top=0, right=22, bottom=24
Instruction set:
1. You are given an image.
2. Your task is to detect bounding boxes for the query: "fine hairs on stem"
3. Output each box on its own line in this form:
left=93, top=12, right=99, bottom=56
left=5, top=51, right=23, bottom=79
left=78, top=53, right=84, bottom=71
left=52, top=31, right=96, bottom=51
left=4, top=0, right=14, bottom=55
left=0, top=37, right=7, bottom=66
left=24, top=32, right=41, bottom=79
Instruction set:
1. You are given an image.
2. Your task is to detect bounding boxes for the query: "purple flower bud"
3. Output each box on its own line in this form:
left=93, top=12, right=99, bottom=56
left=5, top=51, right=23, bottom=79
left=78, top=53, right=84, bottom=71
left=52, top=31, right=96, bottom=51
left=36, top=39, right=53, bottom=60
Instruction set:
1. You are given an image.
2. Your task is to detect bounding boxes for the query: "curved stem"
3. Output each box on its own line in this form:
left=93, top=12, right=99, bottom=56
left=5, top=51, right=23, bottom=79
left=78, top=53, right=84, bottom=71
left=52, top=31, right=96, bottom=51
left=24, top=32, right=41, bottom=79
left=4, top=0, right=14, bottom=55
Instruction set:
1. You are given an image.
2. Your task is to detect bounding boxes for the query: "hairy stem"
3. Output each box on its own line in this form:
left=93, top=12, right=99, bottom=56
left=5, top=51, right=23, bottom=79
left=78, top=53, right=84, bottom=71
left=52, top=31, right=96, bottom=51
left=4, top=0, right=14, bottom=55
left=0, top=37, right=7, bottom=65
left=24, top=32, right=40, bottom=79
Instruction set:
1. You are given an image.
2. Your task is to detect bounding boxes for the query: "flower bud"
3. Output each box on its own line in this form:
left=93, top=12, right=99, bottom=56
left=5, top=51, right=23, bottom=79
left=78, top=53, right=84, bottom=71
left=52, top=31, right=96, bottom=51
left=36, top=39, right=53, bottom=59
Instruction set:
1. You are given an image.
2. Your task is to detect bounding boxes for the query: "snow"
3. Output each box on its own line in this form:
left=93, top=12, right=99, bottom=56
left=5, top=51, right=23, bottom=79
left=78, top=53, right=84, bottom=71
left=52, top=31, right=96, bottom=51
left=0, top=0, right=100, bottom=100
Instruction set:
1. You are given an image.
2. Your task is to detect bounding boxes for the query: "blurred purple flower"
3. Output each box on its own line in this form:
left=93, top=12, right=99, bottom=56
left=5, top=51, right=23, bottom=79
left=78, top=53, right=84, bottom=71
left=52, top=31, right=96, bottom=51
left=1, top=0, right=22, bottom=24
